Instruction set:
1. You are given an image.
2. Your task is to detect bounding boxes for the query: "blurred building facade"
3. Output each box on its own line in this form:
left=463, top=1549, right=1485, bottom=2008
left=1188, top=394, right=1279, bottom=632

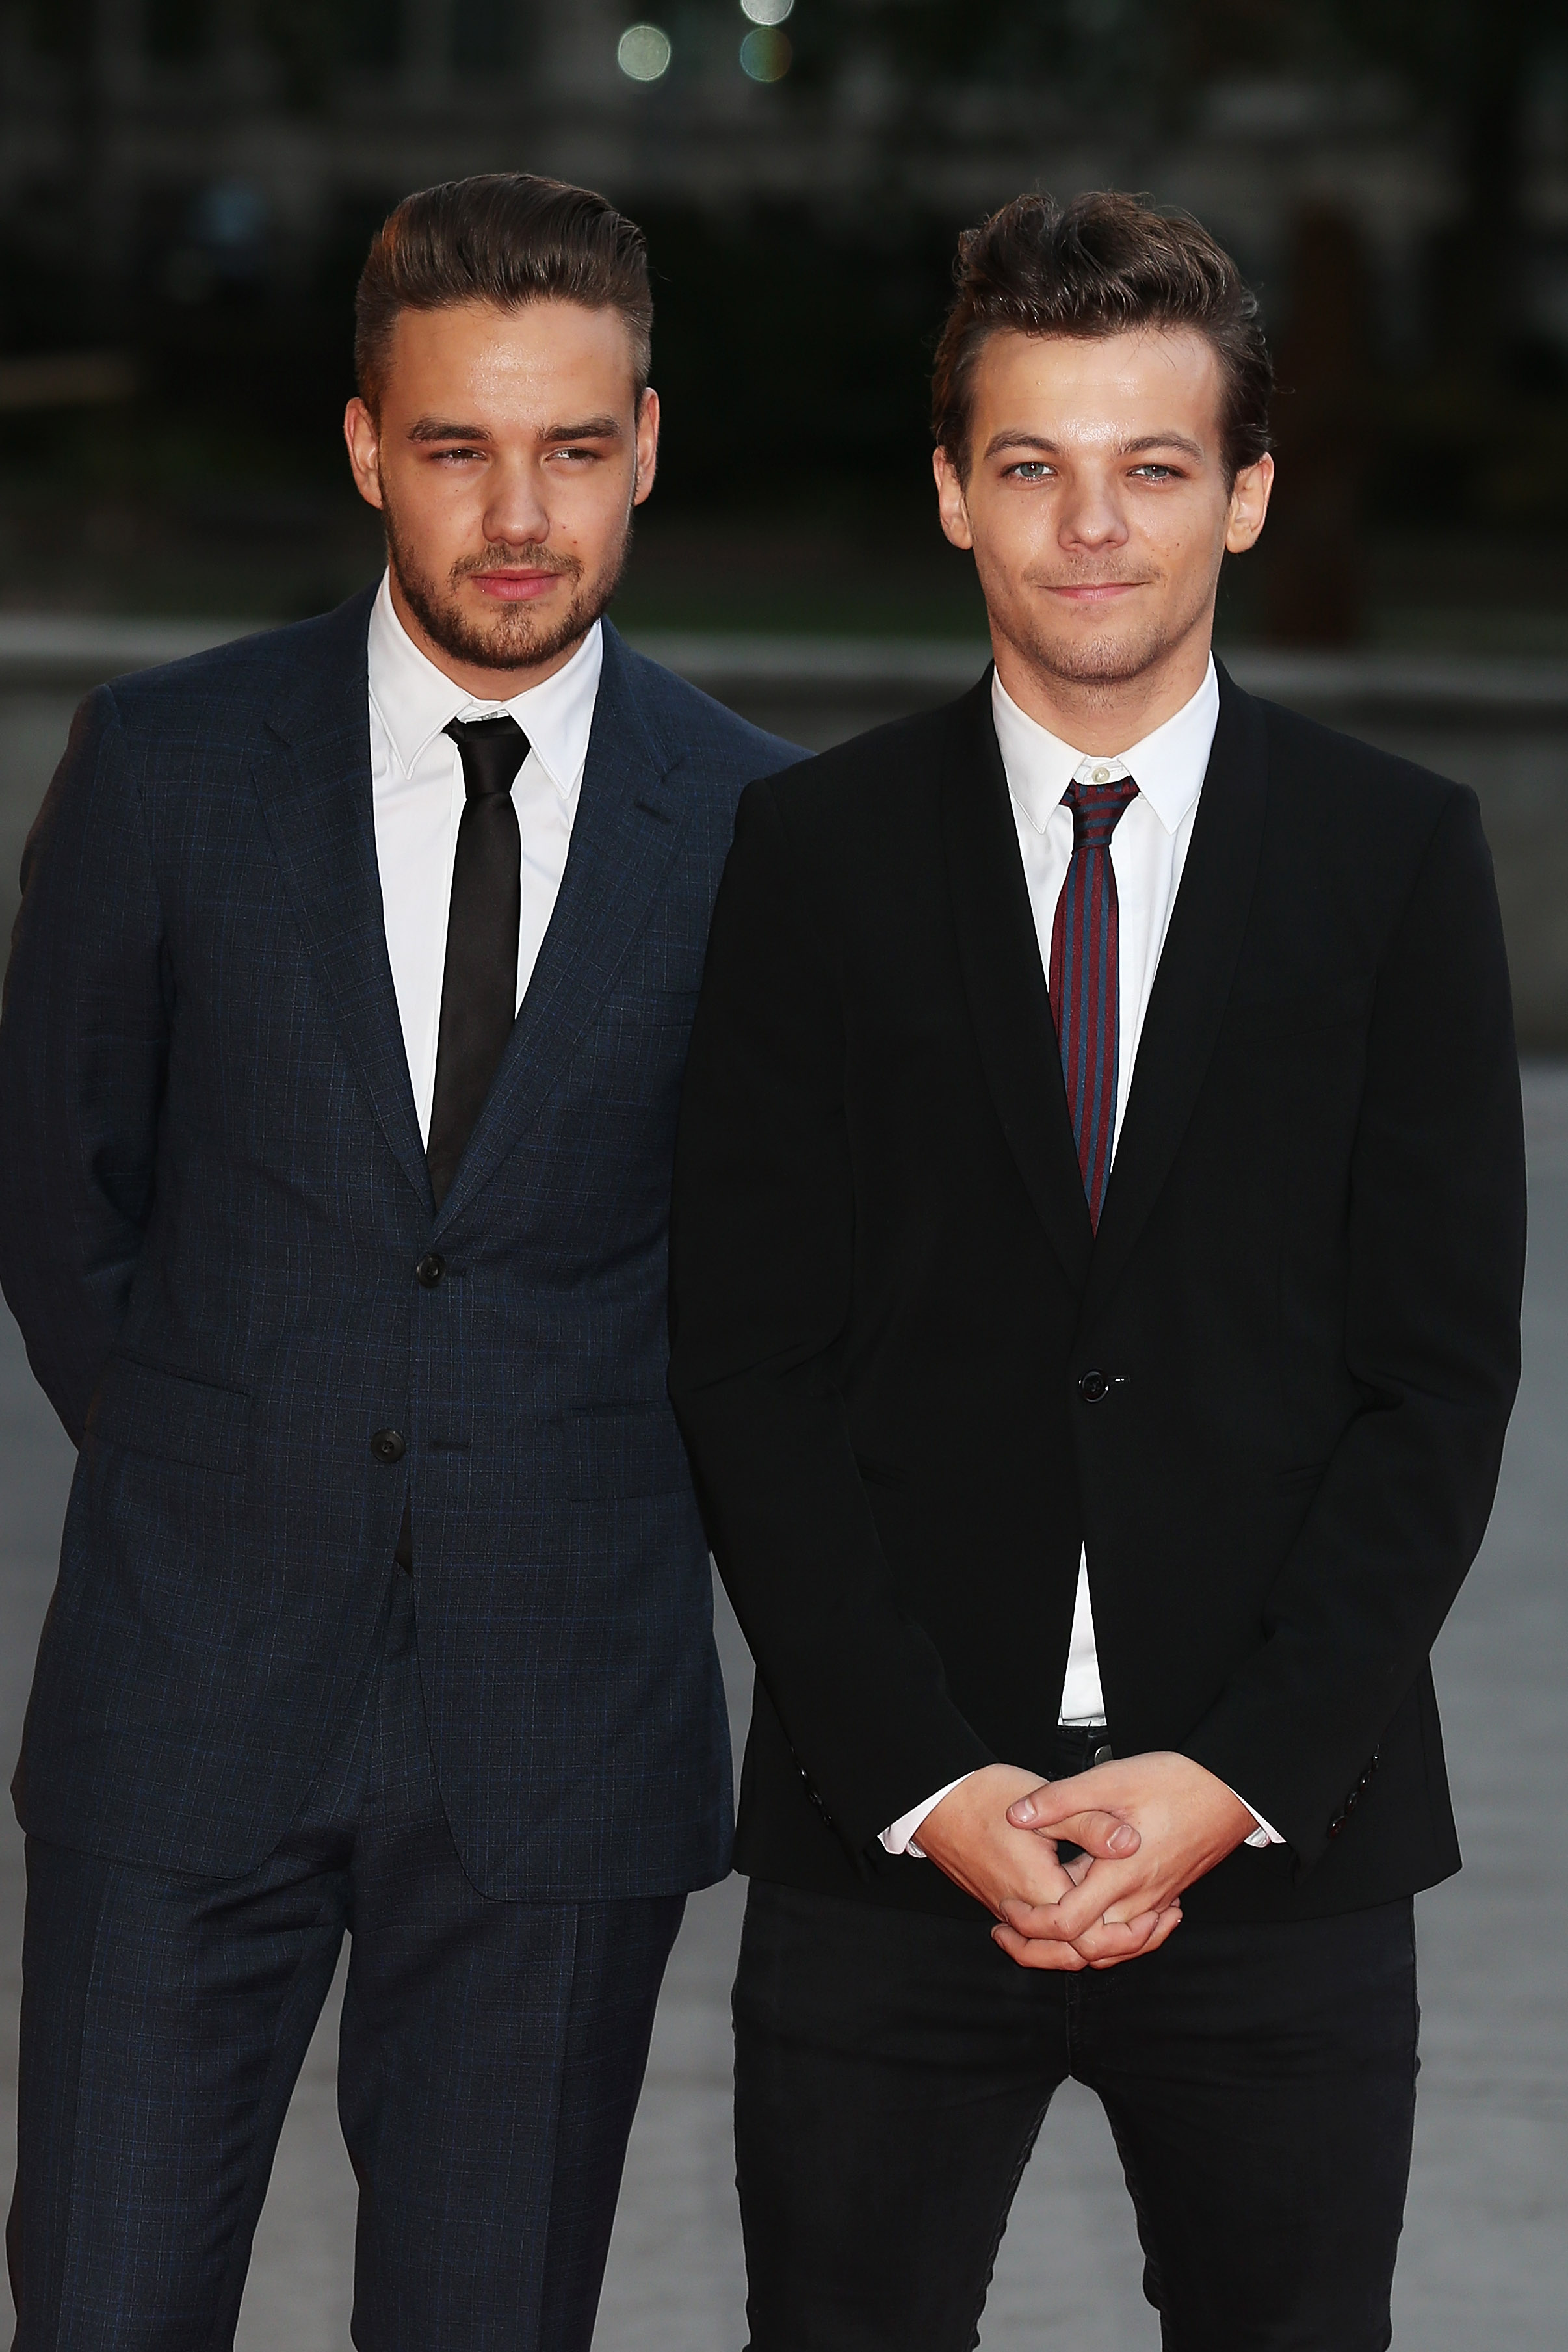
left=1, top=2, right=1566, bottom=647
left=1, top=1, right=1565, bottom=363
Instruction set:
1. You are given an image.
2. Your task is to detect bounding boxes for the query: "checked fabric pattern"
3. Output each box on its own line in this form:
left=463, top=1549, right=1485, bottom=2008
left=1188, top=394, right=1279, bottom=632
left=1048, top=766, right=1140, bottom=1229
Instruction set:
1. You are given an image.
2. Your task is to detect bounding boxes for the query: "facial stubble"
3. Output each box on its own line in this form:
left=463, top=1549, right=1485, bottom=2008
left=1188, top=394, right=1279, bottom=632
left=380, top=481, right=636, bottom=675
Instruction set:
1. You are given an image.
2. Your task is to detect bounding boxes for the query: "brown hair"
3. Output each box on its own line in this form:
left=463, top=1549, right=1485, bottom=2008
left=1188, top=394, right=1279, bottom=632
left=354, top=173, right=653, bottom=413
left=932, top=190, right=1272, bottom=484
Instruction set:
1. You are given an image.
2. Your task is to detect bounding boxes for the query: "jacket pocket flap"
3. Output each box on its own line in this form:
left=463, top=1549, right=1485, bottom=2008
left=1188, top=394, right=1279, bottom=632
left=88, top=1358, right=251, bottom=1476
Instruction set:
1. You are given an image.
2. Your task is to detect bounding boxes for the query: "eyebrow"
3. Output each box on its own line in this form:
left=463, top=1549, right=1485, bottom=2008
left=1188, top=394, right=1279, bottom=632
left=405, top=415, right=625, bottom=445
left=543, top=415, right=623, bottom=443
left=982, top=428, right=1208, bottom=462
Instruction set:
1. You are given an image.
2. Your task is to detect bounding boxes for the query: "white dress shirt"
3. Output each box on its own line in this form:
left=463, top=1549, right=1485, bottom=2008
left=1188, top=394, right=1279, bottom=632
left=367, top=572, right=602, bottom=1144
left=883, top=657, right=1282, bottom=1857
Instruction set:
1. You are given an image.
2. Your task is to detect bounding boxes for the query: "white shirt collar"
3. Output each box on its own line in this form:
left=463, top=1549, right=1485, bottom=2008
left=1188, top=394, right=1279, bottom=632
left=991, top=655, right=1220, bottom=838
left=367, top=569, right=603, bottom=798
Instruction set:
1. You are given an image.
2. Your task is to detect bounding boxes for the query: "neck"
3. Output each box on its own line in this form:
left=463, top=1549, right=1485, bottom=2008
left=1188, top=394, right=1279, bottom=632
left=387, top=570, right=590, bottom=702
left=989, top=605, right=1216, bottom=755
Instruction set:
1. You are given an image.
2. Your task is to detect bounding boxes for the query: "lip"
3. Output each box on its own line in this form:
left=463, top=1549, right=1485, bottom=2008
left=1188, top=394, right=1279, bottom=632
left=1048, top=582, right=1145, bottom=603
left=469, top=569, right=567, bottom=604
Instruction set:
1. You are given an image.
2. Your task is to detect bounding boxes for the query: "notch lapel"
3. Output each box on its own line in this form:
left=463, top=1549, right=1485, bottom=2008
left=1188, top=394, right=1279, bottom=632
left=430, top=625, right=690, bottom=1233
left=1083, top=664, right=1268, bottom=1321
left=252, top=592, right=433, bottom=1210
left=941, top=677, right=1093, bottom=1294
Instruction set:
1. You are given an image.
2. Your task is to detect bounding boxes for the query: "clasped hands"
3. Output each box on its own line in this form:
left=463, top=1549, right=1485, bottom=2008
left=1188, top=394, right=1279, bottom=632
left=914, top=1753, right=1257, bottom=1971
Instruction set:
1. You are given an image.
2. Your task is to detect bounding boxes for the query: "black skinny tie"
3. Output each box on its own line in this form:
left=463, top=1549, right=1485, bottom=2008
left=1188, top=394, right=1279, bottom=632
left=426, top=714, right=528, bottom=1208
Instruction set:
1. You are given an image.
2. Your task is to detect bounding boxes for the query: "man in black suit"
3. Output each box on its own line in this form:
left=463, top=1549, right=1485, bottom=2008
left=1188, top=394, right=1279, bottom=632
left=668, top=190, right=1525, bottom=2349
left=0, top=176, right=799, bottom=2347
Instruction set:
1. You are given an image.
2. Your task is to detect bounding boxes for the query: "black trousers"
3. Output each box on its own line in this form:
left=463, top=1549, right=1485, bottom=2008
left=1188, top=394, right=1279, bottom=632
left=734, top=1877, right=1419, bottom=2352
left=8, top=1570, right=685, bottom=2352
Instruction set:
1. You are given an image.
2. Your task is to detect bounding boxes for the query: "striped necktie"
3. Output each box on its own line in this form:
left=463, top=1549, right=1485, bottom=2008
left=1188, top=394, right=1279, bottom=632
left=1048, top=764, right=1140, bottom=1231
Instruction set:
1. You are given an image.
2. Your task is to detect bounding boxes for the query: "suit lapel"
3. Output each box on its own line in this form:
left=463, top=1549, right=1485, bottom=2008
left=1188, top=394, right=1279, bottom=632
left=252, top=590, right=434, bottom=1210
left=430, top=623, right=690, bottom=1233
left=1082, top=663, right=1268, bottom=1321
left=941, top=677, right=1093, bottom=1294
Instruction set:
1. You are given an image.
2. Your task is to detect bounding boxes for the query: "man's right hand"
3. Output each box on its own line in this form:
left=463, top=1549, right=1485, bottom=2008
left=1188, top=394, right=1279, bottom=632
left=913, top=1764, right=1155, bottom=1973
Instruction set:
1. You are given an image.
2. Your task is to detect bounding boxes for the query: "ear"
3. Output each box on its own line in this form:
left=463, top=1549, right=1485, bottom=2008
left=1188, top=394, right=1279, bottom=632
left=934, top=444, right=974, bottom=551
left=1225, top=451, right=1274, bottom=554
left=633, top=386, right=660, bottom=508
left=344, top=397, right=385, bottom=512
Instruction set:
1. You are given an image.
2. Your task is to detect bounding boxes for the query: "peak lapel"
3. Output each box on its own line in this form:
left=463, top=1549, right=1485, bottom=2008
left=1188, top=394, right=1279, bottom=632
left=1084, top=664, right=1268, bottom=1321
left=431, top=625, right=688, bottom=1232
left=941, top=677, right=1093, bottom=1294
left=252, top=592, right=433, bottom=1210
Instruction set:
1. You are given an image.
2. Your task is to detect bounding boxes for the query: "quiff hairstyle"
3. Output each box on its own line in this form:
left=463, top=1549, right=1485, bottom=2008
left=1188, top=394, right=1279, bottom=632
left=354, top=172, right=653, bottom=413
left=932, top=190, right=1272, bottom=484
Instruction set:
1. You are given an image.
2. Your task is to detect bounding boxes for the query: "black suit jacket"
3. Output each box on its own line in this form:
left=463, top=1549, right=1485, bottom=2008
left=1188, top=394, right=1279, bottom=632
left=668, top=664, right=1526, bottom=1925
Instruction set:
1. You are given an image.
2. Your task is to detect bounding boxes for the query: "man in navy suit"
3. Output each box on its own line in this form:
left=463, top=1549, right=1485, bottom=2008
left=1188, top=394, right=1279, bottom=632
left=0, top=172, right=800, bottom=2349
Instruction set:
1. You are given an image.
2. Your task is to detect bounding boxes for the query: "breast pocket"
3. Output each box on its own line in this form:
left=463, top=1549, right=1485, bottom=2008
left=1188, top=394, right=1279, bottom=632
left=87, top=1357, right=251, bottom=1476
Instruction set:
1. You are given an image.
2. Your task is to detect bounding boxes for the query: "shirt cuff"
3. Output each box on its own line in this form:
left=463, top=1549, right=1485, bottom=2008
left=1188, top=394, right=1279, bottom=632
left=880, top=1774, right=976, bottom=1859
left=1231, top=1788, right=1286, bottom=1848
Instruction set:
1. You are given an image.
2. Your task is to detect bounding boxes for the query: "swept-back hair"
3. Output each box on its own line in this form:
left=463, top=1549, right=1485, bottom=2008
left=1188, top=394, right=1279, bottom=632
left=932, top=189, right=1272, bottom=482
left=355, top=172, right=653, bottom=410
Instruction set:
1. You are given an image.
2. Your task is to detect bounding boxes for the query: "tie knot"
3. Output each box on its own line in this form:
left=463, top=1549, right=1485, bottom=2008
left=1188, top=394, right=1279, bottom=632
left=1065, top=770, right=1138, bottom=851
left=445, top=713, right=530, bottom=800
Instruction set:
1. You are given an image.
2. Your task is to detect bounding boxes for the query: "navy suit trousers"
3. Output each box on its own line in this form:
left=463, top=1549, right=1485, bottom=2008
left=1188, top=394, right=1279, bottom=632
left=8, top=1569, right=684, bottom=2351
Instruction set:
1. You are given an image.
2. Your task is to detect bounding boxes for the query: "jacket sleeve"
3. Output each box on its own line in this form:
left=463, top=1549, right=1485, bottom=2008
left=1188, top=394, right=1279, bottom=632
left=0, top=688, right=169, bottom=1443
left=1183, top=784, right=1526, bottom=1869
left=668, top=779, right=995, bottom=1857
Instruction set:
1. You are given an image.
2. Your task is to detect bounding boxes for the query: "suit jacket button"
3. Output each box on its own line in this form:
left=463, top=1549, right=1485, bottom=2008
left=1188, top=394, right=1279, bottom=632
left=1078, top=1370, right=1110, bottom=1404
left=371, top=1428, right=406, bottom=1464
left=415, top=1254, right=446, bottom=1288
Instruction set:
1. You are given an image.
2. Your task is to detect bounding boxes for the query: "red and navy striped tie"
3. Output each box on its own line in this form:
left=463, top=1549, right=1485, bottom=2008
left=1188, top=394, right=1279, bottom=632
left=1048, top=768, right=1140, bottom=1231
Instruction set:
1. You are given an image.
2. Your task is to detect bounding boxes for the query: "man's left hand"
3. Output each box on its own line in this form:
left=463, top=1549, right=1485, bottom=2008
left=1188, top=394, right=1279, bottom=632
left=993, top=1752, right=1257, bottom=1970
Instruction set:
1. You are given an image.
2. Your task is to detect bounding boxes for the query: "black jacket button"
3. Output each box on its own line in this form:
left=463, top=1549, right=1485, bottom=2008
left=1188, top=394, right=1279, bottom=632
left=415, top=1255, right=446, bottom=1288
left=1078, top=1370, right=1110, bottom=1404
left=371, top=1428, right=406, bottom=1464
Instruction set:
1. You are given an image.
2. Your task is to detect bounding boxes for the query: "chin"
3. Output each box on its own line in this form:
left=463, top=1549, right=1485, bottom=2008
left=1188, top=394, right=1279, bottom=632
left=1034, top=627, right=1168, bottom=687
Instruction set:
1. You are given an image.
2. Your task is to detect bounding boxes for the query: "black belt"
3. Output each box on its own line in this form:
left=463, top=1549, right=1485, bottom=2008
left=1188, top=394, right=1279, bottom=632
left=1051, top=1723, right=1115, bottom=1775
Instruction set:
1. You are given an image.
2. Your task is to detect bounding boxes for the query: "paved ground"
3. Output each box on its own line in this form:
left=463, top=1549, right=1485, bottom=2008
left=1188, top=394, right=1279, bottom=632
left=0, top=683, right=1563, bottom=2344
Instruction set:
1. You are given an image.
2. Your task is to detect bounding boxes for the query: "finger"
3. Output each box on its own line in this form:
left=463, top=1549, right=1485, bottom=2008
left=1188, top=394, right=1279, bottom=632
left=1021, top=1806, right=1141, bottom=1859
left=1004, top=1866, right=1148, bottom=1945
left=1089, top=1903, right=1183, bottom=1970
left=991, top=1922, right=1090, bottom=1972
left=1007, top=1788, right=1139, bottom=1854
left=1061, top=1911, right=1165, bottom=1964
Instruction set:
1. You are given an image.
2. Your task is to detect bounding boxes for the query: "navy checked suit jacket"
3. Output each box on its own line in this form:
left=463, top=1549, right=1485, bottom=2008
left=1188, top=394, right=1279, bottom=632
left=0, top=588, right=803, bottom=1895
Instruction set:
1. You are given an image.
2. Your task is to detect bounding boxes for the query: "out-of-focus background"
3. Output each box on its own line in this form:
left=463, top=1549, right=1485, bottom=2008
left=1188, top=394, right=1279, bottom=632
left=0, top=3, right=1566, bottom=2345
left=2, top=0, right=1568, bottom=1026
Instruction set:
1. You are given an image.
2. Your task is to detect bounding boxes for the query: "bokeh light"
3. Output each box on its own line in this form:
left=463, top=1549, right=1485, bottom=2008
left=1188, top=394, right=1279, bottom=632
left=740, top=27, right=792, bottom=80
left=740, top=0, right=795, bottom=23
left=617, top=24, right=672, bottom=81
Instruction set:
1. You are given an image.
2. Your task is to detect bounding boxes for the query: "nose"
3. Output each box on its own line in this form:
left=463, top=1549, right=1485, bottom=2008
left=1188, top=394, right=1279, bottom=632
left=1057, top=470, right=1129, bottom=555
left=482, top=451, right=553, bottom=550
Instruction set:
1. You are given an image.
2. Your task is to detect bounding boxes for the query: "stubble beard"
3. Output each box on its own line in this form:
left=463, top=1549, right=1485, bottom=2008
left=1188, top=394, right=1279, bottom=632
left=382, top=490, right=634, bottom=675
left=987, top=562, right=1216, bottom=705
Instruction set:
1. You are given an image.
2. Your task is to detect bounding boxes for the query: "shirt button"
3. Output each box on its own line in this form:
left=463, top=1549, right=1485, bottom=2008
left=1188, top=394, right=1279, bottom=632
left=370, top=1428, right=406, bottom=1464
left=1092, top=765, right=1111, bottom=783
left=415, top=1254, right=446, bottom=1288
left=1078, top=1370, right=1111, bottom=1404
